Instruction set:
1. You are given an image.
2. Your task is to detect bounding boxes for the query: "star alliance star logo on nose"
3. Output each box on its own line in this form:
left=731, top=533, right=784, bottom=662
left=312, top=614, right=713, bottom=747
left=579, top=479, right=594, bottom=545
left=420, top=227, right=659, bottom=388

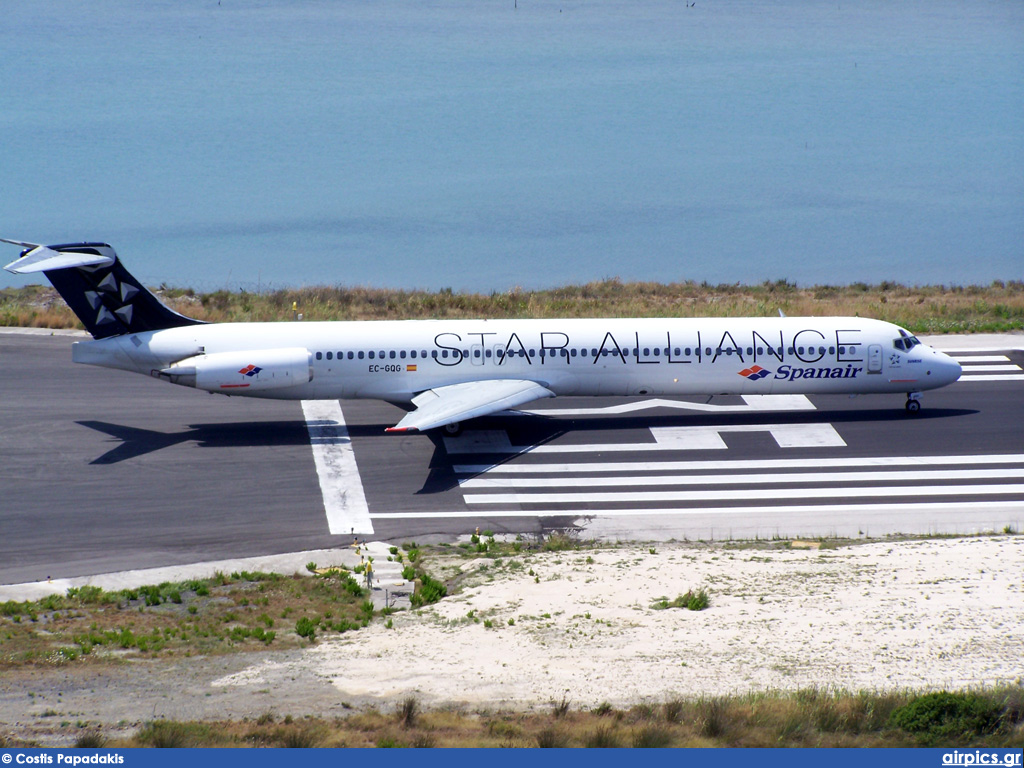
left=738, top=365, right=771, bottom=380
left=238, top=364, right=262, bottom=377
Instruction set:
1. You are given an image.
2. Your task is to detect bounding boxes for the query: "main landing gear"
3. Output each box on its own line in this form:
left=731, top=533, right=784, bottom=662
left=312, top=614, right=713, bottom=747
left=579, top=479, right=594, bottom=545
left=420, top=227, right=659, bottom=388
left=905, top=392, right=922, bottom=414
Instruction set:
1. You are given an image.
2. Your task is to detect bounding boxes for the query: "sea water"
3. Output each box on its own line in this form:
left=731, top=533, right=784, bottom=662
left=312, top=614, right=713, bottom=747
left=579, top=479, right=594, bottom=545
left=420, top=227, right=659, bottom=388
left=0, top=0, right=1021, bottom=292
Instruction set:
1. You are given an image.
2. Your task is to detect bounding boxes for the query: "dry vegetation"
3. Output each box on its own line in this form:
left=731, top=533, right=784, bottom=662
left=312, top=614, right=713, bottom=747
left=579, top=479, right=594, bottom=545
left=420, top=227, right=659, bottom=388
left=4, top=689, right=1023, bottom=749
left=0, top=569, right=376, bottom=669
left=3, top=279, right=1023, bottom=333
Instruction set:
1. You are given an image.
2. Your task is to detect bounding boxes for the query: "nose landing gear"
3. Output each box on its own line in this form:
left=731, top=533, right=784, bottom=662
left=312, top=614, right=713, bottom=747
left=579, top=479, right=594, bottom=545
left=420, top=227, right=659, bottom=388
left=905, top=391, right=922, bottom=414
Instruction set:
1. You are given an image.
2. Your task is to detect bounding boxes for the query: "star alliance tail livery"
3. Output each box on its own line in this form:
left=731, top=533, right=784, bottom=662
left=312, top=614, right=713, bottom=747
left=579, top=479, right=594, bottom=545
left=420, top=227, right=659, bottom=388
left=3, top=240, right=962, bottom=433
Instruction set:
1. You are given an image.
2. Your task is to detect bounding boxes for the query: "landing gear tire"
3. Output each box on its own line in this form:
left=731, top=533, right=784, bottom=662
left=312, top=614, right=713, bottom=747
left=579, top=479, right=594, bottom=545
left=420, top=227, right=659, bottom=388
left=905, top=399, right=921, bottom=414
left=443, top=422, right=464, bottom=437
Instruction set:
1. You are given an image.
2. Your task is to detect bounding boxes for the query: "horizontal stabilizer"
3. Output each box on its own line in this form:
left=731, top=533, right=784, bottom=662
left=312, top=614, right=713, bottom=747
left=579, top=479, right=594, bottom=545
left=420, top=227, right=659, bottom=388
left=386, top=379, right=555, bottom=433
left=3, top=242, right=115, bottom=274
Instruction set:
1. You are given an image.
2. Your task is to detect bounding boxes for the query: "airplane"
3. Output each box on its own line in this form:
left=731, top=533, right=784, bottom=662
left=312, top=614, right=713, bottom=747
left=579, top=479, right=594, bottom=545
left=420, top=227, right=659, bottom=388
left=3, top=239, right=962, bottom=434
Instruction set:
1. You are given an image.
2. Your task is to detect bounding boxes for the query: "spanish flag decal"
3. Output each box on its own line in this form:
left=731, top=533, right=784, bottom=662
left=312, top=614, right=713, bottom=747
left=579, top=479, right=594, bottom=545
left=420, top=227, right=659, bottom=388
left=406, top=364, right=417, bottom=372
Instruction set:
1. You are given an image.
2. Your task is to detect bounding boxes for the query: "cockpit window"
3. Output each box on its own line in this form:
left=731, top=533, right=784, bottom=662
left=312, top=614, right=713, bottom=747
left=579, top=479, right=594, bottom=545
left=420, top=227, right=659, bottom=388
left=894, top=329, right=921, bottom=352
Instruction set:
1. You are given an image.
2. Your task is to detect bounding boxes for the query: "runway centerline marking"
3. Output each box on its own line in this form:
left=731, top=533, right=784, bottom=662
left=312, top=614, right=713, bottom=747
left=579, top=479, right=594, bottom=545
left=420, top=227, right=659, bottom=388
left=302, top=400, right=373, bottom=535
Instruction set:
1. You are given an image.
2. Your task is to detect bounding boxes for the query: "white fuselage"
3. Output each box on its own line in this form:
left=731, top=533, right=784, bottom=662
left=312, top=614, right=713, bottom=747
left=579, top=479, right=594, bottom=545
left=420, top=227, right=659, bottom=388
left=71, top=316, right=962, bottom=404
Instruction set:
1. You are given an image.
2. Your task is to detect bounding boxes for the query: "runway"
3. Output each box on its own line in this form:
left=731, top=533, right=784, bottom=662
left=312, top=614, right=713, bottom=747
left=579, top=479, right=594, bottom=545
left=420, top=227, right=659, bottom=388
left=1, top=330, right=1022, bottom=584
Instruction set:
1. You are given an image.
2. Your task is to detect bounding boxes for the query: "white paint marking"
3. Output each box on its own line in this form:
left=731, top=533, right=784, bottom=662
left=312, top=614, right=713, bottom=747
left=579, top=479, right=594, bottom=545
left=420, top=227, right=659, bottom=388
left=455, top=453, right=1024, bottom=475
left=302, top=400, right=373, bottom=535
left=444, top=423, right=845, bottom=454
left=958, top=374, right=1024, bottom=382
left=959, top=364, right=1021, bottom=372
left=521, top=394, right=815, bottom=416
left=463, top=484, right=1024, bottom=505
left=950, top=355, right=1010, bottom=363
left=653, top=423, right=846, bottom=449
left=369, top=500, right=1024, bottom=520
left=459, top=468, right=1024, bottom=489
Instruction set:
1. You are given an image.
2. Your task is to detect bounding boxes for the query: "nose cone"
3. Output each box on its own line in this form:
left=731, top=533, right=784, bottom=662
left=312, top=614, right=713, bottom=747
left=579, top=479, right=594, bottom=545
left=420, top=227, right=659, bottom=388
left=935, top=351, right=962, bottom=386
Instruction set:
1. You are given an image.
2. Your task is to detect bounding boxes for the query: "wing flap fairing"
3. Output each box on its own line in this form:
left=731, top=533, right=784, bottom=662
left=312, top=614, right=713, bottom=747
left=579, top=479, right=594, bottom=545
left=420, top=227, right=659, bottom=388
left=386, top=379, right=555, bottom=433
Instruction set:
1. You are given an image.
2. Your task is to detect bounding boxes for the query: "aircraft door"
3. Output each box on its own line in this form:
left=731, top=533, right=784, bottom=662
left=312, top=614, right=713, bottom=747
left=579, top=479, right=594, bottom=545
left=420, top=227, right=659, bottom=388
left=469, top=344, right=485, bottom=366
left=867, top=344, right=883, bottom=374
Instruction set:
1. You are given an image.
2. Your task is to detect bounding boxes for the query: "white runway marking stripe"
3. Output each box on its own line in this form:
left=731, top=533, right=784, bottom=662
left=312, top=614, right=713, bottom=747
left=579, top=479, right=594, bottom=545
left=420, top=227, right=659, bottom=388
left=463, top=483, right=1024, bottom=505
left=459, top=468, right=1024, bottom=489
left=454, top=453, right=1024, bottom=475
left=954, top=376, right=1024, bottom=382
left=959, top=364, right=1021, bottom=372
left=369, top=500, right=1024, bottom=520
left=445, top=423, right=845, bottom=454
left=951, top=355, right=1010, bottom=363
left=302, top=400, right=373, bottom=535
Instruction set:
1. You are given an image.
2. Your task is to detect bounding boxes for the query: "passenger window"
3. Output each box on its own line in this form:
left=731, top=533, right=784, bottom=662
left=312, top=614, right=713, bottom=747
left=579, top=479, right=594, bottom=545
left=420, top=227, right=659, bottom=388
left=410, top=350, right=417, bottom=359
left=828, top=346, right=835, bottom=355
left=368, top=351, right=375, bottom=359
left=389, top=351, right=396, bottom=359
left=316, top=351, right=323, bottom=360
left=347, top=352, right=354, bottom=359
left=746, top=347, right=753, bottom=355
left=358, top=351, right=364, bottom=359
left=326, top=352, right=333, bottom=360
left=400, top=350, right=406, bottom=359
left=571, top=348, right=577, bottom=357
left=756, top=347, right=764, bottom=355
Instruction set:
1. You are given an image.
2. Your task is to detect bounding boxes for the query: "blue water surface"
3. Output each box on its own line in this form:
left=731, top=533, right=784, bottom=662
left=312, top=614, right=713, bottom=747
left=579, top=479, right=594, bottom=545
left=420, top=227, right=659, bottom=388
left=1, top=0, right=1021, bottom=292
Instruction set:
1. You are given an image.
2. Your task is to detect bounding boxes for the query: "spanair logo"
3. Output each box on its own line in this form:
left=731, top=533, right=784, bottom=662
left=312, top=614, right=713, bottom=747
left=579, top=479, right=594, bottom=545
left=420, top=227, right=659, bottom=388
left=238, top=364, right=262, bottom=377
left=738, top=365, right=771, bottom=380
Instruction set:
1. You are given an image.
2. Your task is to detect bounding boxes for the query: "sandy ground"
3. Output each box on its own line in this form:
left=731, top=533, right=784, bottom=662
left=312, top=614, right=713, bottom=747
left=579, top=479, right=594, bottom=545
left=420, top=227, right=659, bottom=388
left=1, top=535, right=1022, bottom=744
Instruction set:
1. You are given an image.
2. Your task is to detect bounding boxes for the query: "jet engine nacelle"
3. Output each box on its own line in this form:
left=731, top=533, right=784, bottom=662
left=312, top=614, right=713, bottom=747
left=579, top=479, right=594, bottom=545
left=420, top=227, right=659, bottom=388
left=159, top=347, right=314, bottom=392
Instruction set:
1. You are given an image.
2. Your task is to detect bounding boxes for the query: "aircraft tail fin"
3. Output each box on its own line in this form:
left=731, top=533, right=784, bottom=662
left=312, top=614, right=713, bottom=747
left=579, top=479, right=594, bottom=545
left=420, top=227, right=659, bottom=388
left=2, top=239, right=203, bottom=339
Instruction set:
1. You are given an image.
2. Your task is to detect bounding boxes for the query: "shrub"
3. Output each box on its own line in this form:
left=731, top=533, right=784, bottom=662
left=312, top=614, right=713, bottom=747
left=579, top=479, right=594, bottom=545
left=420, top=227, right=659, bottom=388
left=74, top=731, right=107, bottom=748
left=632, top=725, right=672, bottom=748
left=536, top=728, right=568, bottom=748
left=889, top=692, right=1002, bottom=743
left=398, top=697, right=418, bottom=728
left=410, top=574, right=446, bottom=607
left=295, top=617, right=317, bottom=641
left=695, top=696, right=728, bottom=738
left=552, top=695, right=571, bottom=718
left=584, top=725, right=620, bottom=748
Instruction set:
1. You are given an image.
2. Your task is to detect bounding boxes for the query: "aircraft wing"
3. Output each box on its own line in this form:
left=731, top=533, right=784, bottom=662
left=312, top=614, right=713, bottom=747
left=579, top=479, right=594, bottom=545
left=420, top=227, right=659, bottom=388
left=385, top=379, right=555, bottom=433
